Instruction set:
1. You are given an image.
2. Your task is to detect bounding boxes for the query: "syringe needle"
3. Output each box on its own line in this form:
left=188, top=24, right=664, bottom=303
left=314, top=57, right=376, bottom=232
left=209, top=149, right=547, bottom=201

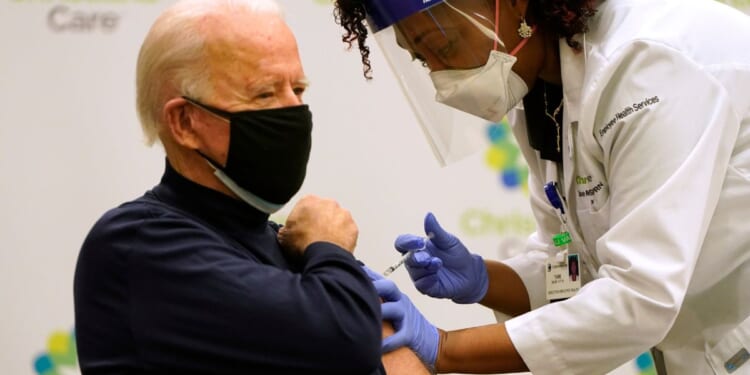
left=383, top=252, right=409, bottom=277
left=382, top=233, right=433, bottom=277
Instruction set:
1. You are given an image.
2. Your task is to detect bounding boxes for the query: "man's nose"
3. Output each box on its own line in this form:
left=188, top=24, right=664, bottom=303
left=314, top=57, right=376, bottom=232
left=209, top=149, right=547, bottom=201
left=279, top=86, right=303, bottom=107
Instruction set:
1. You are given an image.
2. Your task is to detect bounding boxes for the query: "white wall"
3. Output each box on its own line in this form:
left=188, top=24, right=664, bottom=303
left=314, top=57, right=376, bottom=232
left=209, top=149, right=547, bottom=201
left=1, top=1, right=747, bottom=375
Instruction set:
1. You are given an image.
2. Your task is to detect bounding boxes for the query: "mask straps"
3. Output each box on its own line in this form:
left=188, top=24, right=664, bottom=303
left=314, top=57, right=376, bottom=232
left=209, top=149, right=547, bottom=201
left=508, top=25, right=536, bottom=56
left=182, top=96, right=231, bottom=123
left=444, top=0, right=534, bottom=56
left=494, top=0, right=537, bottom=56
left=211, top=167, right=285, bottom=214
left=494, top=0, right=500, bottom=51
left=443, top=0, right=505, bottom=49
left=196, top=150, right=285, bottom=214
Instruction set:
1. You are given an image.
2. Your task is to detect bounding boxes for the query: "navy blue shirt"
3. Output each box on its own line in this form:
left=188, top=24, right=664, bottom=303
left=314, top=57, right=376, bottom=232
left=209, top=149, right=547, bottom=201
left=74, top=161, right=385, bottom=374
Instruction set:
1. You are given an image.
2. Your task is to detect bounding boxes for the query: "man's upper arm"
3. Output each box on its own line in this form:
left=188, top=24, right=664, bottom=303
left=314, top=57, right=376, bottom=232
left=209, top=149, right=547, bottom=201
left=381, top=321, right=432, bottom=375
left=79, top=208, right=384, bottom=374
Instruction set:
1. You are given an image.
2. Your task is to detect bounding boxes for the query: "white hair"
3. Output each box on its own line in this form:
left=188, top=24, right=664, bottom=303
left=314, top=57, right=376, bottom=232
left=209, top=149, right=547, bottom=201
left=135, top=0, right=284, bottom=146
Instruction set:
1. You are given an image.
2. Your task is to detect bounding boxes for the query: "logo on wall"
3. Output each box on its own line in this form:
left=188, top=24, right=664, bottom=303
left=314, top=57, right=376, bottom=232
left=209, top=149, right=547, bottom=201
left=454, top=118, right=535, bottom=258
left=47, top=4, right=120, bottom=33
left=634, top=352, right=658, bottom=375
left=716, top=0, right=750, bottom=10
left=33, top=328, right=78, bottom=375
left=10, top=0, right=165, bottom=34
left=485, top=118, right=529, bottom=193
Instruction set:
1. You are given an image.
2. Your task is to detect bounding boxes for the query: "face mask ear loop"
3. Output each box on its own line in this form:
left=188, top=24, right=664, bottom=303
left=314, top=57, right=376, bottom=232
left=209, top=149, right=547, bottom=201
left=182, top=96, right=231, bottom=124
left=443, top=0, right=505, bottom=49
left=509, top=24, right=536, bottom=56
left=494, top=0, right=500, bottom=51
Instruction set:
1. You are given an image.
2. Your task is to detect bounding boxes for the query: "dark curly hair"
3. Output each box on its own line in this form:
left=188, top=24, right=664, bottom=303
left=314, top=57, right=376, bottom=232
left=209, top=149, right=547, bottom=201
left=333, top=0, right=598, bottom=79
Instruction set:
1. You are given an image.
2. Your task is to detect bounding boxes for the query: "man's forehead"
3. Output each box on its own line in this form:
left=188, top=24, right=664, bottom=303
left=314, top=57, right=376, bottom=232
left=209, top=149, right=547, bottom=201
left=202, top=8, right=287, bottom=42
left=204, top=14, right=296, bottom=58
left=201, top=19, right=304, bottom=90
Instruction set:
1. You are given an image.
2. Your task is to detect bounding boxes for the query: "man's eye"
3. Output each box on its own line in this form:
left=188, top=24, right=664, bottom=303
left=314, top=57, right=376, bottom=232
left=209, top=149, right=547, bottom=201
left=293, top=87, right=306, bottom=96
left=257, top=92, right=274, bottom=99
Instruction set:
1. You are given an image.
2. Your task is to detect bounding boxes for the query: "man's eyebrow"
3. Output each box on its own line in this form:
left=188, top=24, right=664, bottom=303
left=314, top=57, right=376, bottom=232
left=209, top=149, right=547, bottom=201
left=297, top=77, right=311, bottom=86
left=244, top=76, right=311, bottom=92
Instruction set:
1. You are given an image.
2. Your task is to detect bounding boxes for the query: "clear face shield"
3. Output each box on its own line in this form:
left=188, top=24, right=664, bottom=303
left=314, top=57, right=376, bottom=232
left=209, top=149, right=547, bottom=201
left=363, top=0, right=531, bottom=165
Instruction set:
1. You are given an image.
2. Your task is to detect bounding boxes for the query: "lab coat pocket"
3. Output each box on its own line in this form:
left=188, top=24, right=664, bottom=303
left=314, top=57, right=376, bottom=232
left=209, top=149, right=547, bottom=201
left=575, top=197, right=611, bottom=252
left=706, top=314, right=750, bottom=374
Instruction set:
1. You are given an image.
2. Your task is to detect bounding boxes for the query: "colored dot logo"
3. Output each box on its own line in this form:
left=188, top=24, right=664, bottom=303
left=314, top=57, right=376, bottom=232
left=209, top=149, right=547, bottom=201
left=717, top=0, right=750, bottom=8
left=485, top=119, right=528, bottom=192
left=33, top=329, right=78, bottom=375
left=634, top=352, right=658, bottom=375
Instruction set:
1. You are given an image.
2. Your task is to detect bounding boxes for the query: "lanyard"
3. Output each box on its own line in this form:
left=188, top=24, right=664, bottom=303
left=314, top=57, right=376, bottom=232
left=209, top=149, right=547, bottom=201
left=544, top=181, right=572, bottom=249
left=544, top=181, right=599, bottom=278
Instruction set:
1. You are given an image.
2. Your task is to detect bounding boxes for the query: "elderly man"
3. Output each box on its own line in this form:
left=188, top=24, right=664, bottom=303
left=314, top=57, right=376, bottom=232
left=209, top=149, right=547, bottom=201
left=73, top=0, right=428, bottom=373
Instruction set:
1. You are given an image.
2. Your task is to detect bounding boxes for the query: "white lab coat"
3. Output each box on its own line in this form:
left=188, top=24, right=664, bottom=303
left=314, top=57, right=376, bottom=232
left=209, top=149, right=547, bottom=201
left=501, top=0, right=750, bottom=374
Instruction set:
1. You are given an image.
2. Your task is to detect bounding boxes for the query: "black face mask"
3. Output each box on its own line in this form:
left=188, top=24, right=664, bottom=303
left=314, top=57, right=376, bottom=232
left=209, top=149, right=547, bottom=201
left=183, top=97, right=313, bottom=211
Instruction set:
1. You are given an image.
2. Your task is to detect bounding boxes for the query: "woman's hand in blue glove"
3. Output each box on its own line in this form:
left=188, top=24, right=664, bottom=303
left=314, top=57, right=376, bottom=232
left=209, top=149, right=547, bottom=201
left=394, top=212, right=488, bottom=304
left=360, top=265, right=439, bottom=368
left=375, top=279, right=439, bottom=367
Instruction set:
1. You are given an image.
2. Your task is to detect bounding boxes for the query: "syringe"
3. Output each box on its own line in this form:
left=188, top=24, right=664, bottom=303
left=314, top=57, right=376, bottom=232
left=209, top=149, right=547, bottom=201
left=383, top=233, right=434, bottom=277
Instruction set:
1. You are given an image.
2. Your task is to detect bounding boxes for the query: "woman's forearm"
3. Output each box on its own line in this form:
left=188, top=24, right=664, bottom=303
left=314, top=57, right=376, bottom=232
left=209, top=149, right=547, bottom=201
left=435, top=323, right=527, bottom=374
left=479, top=260, right=531, bottom=316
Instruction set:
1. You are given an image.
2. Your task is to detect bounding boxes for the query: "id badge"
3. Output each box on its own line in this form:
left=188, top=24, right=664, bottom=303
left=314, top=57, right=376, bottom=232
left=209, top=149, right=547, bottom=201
left=545, top=252, right=582, bottom=300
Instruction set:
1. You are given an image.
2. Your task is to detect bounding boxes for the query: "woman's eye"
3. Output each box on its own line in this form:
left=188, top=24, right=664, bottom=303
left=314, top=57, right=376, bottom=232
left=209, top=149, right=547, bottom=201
left=437, top=39, right=455, bottom=59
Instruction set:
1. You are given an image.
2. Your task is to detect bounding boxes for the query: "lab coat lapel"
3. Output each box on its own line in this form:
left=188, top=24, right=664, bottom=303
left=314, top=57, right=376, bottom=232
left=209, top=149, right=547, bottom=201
left=559, top=37, right=601, bottom=280
left=559, top=39, right=585, bottom=225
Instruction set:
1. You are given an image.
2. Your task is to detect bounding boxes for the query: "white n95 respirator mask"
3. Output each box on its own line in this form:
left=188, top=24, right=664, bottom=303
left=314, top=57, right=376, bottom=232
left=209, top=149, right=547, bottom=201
left=429, top=51, right=529, bottom=124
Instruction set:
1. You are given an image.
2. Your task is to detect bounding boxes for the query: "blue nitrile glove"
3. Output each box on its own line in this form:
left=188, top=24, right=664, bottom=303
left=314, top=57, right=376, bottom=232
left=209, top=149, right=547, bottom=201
left=394, top=212, right=488, bottom=304
left=360, top=265, right=439, bottom=366
left=374, top=277, right=439, bottom=367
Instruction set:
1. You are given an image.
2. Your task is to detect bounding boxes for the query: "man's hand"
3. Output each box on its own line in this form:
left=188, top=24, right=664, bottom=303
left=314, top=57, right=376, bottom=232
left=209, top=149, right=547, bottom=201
left=277, top=195, right=358, bottom=255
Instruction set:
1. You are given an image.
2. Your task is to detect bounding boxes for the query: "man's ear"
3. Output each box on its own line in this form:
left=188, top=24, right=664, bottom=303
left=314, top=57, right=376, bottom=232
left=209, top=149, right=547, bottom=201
left=163, top=97, right=201, bottom=149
